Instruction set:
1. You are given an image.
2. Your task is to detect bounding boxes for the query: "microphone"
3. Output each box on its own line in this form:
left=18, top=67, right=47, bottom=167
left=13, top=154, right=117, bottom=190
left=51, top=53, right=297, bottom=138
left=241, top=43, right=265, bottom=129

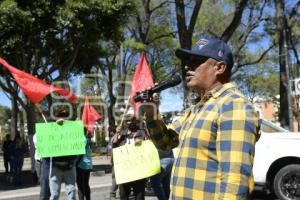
left=134, top=74, right=182, bottom=102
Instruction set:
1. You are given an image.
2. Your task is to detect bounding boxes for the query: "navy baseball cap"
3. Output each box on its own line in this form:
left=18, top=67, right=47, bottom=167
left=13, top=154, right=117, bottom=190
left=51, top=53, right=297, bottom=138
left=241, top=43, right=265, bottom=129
left=176, top=38, right=234, bottom=69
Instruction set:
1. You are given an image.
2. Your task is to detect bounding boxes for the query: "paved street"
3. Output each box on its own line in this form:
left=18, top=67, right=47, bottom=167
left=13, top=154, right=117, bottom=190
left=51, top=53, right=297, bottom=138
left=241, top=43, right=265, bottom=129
left=0, top=156, right=278, bottom=200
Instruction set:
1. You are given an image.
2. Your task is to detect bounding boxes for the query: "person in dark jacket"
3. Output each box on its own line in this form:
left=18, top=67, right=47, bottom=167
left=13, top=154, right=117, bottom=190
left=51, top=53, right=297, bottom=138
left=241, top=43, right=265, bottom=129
left=10, top=133, right=25, bottom=186
left=2, top=134, right=12, bottom=173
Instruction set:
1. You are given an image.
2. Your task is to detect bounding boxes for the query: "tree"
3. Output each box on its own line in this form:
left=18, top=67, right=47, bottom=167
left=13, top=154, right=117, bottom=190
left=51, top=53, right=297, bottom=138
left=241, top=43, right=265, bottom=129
left=115, top=0, right=178, bottom=116
left=0, top=0, right=134, bottom=132
left=273, top=0, right=300, bottom=129
left=0, top=0, right=134, bottom=171
left=238, top=63, right=279, bottom=102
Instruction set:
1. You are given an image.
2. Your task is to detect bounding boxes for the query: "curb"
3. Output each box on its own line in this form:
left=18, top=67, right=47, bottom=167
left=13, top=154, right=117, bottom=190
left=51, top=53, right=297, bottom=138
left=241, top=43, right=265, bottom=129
left=0, top=183, right=112, bottom=200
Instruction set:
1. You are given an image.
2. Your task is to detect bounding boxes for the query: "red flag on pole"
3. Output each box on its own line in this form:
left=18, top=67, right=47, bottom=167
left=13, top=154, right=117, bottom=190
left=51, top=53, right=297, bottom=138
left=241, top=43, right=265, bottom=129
left=129, top=53, right=154, bottom=111
left=82, top=95, right=102, bottom=135
left=0, top=58, right=77, bottom=104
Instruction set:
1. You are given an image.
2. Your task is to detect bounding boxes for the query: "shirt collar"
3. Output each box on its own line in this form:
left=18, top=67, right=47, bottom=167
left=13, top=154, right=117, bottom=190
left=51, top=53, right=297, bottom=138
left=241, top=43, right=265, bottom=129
left=194, top=82, right=236, bottom=106
left=209, top=82, right=236, bottom=99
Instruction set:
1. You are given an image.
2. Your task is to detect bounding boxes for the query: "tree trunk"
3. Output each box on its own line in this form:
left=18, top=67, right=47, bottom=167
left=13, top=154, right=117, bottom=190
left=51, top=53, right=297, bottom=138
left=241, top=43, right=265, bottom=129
left=275, top=0, right=290, bottom=129
left=108, top=66, right=116, bottom=136
left=25, top=102, right=36, bottom=173
left=10, top=95, right=18, bottom=139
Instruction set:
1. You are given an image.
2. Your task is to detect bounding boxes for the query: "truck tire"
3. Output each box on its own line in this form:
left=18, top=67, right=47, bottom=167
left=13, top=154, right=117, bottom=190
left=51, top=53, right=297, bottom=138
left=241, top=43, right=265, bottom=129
left=273, top=164, right=300, bottom=200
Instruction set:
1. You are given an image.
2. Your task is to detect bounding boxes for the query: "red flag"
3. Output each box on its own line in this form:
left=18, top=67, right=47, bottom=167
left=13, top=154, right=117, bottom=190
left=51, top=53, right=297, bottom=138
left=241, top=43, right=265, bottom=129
left=0, top=58, right=77, bottom=104
left=82, top=95, right=101, bottom=134
left=129, top=53, right=154, bottom=111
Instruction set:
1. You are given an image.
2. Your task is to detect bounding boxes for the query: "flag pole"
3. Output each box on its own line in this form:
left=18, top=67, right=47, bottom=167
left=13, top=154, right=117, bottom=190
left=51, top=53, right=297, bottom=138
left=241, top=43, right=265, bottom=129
left=119, top=96, right=131, bottom=128
left=35, top=104, right=48, bottom=123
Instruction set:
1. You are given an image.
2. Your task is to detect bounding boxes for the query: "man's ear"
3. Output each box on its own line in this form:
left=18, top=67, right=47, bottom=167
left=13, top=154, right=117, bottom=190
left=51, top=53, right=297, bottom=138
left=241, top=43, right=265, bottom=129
left=214, top=61, right=227, bottom=75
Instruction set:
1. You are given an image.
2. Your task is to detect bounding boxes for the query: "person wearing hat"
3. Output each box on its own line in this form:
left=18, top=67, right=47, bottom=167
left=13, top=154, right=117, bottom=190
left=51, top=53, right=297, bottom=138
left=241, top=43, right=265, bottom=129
left=140, top=37, right=260, bottom=200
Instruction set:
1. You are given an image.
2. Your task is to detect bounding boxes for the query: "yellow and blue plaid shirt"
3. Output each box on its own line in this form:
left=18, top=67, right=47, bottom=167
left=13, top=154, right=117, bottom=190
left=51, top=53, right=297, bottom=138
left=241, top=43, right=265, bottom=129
left=146, top=82, right=260, bottom=200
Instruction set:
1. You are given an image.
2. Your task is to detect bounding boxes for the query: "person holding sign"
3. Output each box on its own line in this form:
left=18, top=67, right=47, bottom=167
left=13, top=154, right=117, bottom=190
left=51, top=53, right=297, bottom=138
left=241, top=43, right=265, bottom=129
left=49, top=109, right=79, bottom=200
left=113, top=117, right=147, bottom=200
left=139, top=38, right=260, bottom=200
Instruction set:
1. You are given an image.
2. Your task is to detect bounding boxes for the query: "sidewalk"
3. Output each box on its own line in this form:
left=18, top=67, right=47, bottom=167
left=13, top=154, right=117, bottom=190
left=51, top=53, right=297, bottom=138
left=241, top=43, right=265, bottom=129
left=0, top=156, right=113, bottom=199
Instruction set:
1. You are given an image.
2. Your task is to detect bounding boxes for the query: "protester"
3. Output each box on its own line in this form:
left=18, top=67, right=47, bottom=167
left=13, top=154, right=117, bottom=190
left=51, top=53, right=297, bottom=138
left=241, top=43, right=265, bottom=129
left=34, top=132, right=51, bottom=200
left=113, top=117, right=147, bottom=200
left=2, top=134, right=12, bottom=173
left=140, top=37, right=260, bottom=199
left=49, top=109, right=78, bottom=200
left=76, top=129, right=93, bottom=200
left=10, top=133, right=25, bottom=186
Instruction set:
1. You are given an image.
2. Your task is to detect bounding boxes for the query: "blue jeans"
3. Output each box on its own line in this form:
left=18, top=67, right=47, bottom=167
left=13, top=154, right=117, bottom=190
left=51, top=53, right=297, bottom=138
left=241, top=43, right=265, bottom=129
left=49, top=164, right=76, bottom=200
left=11, top=156, right=24, bottom=185
left=150, top=157, right=174, bottom=200
left=40, top=158, right=51, bottom=200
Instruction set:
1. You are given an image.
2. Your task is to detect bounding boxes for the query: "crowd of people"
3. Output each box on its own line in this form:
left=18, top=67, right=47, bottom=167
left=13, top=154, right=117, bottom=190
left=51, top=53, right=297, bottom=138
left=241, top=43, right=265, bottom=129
left=2, top=37, right=260, bottom=200
left=2, top=132, right=26, bottom=186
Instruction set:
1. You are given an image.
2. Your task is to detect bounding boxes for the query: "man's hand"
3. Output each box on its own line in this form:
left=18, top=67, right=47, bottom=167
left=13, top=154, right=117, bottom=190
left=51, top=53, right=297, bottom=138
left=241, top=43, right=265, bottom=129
left=138, top=90, right=160, bottom=120
left=56, top=118, right=64, bottom=125
left=111, top=125, right=122, bottom=144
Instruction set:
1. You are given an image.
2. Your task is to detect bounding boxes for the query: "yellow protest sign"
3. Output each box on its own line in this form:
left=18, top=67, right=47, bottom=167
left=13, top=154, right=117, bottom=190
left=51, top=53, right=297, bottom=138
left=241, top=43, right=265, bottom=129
left=113, top=140, right=161, bottom=184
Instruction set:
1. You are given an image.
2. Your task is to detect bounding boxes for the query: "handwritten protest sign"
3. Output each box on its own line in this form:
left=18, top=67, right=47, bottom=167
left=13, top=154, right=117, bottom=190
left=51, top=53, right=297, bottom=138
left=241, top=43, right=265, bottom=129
left=113, top=140, right=161, bottom=184
left=35, top=121, right=85, bottom=158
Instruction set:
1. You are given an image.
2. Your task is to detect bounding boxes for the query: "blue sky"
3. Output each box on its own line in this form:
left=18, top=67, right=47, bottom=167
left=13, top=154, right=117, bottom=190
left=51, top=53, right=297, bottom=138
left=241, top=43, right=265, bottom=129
left=0, top=92, right=10, bottom=107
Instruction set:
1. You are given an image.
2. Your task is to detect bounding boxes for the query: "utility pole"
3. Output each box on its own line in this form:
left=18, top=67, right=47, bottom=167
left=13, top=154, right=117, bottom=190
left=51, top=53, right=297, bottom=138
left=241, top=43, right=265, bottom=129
left=283, top=16, right=294, bottom=131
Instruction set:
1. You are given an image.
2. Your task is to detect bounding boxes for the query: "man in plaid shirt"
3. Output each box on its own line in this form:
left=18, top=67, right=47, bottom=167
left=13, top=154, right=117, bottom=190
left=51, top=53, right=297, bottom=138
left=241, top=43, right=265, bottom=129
left=140, top=38, right=260, bottom=200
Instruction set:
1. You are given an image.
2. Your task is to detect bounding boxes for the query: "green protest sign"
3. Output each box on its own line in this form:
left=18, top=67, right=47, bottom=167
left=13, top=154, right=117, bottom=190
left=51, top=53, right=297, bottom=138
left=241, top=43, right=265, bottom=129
left=35, top=120, right=85, bottom=158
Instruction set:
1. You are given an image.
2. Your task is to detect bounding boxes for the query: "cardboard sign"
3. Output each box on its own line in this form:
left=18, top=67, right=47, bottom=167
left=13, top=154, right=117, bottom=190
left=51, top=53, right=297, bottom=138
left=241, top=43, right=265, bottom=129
left=113, top=140, right=161, bottom=184
left=35, top=121, right=85, bottom=158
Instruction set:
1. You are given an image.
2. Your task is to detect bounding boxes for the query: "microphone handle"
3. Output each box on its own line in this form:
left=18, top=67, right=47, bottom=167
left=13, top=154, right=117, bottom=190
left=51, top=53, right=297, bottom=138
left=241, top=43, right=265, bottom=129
left=133, top=84, right=172, bottom=102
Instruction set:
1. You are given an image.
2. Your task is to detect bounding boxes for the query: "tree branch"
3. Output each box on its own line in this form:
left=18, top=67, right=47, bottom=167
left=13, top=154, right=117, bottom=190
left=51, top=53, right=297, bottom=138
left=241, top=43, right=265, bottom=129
left=187, top=0, right=202, bottom=37
left=149, top=0, right=172, bottom=15
left=146, top=31, right=177, bottom=44
left=236, top=44, right=274, bottom=69
left=289, top=0, right=300, bottom=19
left=221, top=0, right=249, bottom=42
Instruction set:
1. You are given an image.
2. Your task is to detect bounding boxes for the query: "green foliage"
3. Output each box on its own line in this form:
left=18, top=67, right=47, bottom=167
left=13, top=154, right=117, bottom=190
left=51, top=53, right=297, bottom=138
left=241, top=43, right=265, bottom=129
left=0, top=104, right=11, bottom=126
left=0, top=0, right=134, bottom=75
left=236, top=59, right=279, bottom=102
left=122, top=38, right=146, bottom=52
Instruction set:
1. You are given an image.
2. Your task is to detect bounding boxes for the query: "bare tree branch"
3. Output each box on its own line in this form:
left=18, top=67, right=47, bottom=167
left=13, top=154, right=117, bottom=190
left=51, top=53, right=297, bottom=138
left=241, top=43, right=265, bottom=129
left=221, top=0, right=249, bottom=42
left=146, top=31, right=176, bottom=44
left=150, top=0, right=173, bottom=15
left=236, top=44, right=274, bottom=69
left=187, top=0, right=202, bottom=35
left=289, top=0, right=300, bottom=19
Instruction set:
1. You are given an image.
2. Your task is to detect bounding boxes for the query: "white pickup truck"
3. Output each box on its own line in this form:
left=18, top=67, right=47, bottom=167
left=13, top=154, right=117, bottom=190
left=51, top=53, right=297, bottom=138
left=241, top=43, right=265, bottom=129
left=253, top=119, right=300, bottom=200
